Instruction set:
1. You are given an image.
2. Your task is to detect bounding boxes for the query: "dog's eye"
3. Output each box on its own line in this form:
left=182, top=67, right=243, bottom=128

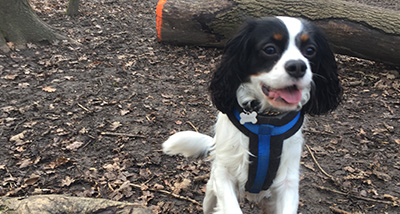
left=304, top=46, right=316, bottom=58
left=262, top=44, right=279, bottom=56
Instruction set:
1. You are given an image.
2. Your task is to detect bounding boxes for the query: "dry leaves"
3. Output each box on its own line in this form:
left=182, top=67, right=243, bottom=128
left=172, top=178, right=191, bottom=194
left=47, top=157, right=71, bottom=169
left=9, top=131, right=27, bottom=145
left=65, top=141, right=84, bottom=151
left=42, top=86, right=57, bottom=92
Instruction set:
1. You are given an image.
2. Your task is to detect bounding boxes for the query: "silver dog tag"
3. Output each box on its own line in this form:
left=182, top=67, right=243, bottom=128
left=239, top=111, right=258, bottom=124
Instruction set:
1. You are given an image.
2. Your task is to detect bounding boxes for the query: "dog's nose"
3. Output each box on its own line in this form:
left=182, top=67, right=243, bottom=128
left=285, top=60, right=307, bottom=78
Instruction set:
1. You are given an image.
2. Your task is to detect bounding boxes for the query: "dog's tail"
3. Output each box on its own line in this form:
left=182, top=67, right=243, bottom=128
left=162, top=131, right=214, bottom=158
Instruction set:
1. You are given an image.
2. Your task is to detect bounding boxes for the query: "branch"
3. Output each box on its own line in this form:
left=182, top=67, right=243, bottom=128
left=130, top=183, right=201, bottom=206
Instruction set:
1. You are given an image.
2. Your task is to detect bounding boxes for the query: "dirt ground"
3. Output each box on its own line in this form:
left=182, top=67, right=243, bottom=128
left=0, top=0, right=399, bottom=213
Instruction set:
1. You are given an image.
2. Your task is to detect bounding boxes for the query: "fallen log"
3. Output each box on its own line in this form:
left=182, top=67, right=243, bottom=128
left=156, top=0, right=400, bottom=66
left=0, top=194, right=153, bottom=214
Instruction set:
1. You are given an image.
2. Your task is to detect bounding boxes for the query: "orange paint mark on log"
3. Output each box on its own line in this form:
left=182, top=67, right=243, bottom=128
left=156, top=0, right=167, bottom=42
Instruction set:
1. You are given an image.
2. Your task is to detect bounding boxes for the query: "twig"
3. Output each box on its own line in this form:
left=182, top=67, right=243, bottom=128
left=186, top=121, right=199, bottom=132
left=4, top=166, right=14, bottom=179
left=100, top=131, right=146, bottom=138
left=130, top=183, right=200, bottom=206
left=330, top=206, right=353, bottom=214
left=4, top=166, right=16, bottom=188
left=305, top=144, right=336, bottom=182
left=193, top=174, right=209, bottom=182
left=303, top=129, right=334, bottom=136
left=307, top=146, right=397, bottom=207
left=77, top=103, right=91, bottom=112
left=81, top=140, right=93, bottom=150
left=142, top=175, right=155, bottom=186
left=314, top=185, right=394, bottom=205
left=313, top=184, right=346, bottom=196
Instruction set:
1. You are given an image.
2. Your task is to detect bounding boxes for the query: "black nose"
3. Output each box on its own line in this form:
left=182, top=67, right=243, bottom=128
left=285, top=60, right=307, bottom=78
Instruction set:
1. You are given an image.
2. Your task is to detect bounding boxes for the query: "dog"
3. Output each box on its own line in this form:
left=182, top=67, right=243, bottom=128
left=163, top=16, right=341, bottom=214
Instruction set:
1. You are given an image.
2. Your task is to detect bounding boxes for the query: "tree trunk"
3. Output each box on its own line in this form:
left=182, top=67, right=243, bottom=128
left=156, top=0, right=400, bottom=66
left=66, top=0, right=80, bottom=17
left=0, top=194, right=153, bottom=214
left=0, top=0, right=59, bottom=52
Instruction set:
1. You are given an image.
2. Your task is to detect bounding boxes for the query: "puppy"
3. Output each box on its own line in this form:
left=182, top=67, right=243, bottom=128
left=163, top=16, right=341, bottom=214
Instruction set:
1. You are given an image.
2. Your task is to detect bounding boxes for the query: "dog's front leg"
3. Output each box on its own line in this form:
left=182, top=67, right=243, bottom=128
left=210, top=163, right=243, bottom=214
left=268, top=136, right=303, bottom=214
left=274, top=178, right=299, bottom=214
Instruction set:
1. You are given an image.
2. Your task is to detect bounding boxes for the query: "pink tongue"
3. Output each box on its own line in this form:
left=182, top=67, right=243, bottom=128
left=269, top=88, right=302, bottom=104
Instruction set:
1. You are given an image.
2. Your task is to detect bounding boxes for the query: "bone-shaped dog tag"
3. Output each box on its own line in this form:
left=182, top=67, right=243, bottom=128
left=239, top=111, right=258, bottom=124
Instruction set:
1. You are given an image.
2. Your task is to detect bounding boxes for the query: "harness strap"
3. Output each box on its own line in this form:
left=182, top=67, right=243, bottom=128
left=228, top=108, right=304, bottom=193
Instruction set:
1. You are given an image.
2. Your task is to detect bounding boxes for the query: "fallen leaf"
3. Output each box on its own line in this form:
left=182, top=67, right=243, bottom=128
left=110, top=121, right=122, bottom=131
left=359, top=128, right=366, bottom=136
left=47, top=157, right=71, bottom=169
left=16, top=146, right=25, bottom=152
left=386, top=74, right=396, bottom=80
left=373, top=170, right=391, bottom=181
left=368, top=188, right=378, bottom=195
left=139, top=168, right=151, bottom=179
left=138, top=190, right=154, bottom=204
left=61, top=176, right=75, bottom=187
left=79, top=127, right=88, bottom=134
left=173, top=178, right=191, bottom=194
left=18, top=158, right=32, bottom=169
left=42, top=86, right=57, bottom=92
left=7, top=42, right=15, bottom=50
left=10, top=131, right=26, bottom=145
left=161, top=94, right=174, bottom=99
left=153, top=183, right=164, bottom=190
left=66, top=141, right=84, bottom=151
left=125, top=61, right=135, bottom=68
left=360, top=190, right=367, bottom=197
left=25, top=174, right=40, bottom=185
left=303, top=162, right=315, bottom=171
left=103, top=162, right=120, bottom=172
left=3, top=74, right=18, bottom=80
left=115, top=180, right=131, bottom=192
left=120, top=109, right=130, bottom=116
left=344, top=166, right=356, bottom=173
left=383, top=194, right=399, bottom=201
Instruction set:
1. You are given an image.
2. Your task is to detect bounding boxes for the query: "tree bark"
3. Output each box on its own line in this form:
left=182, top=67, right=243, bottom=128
left=156, top=0, right=400, bottom=66
left=0, top=0, right=59, bottom=52
left=66, top=0, right=80, bottom=17
left=0, top=194, right=153, bottom=214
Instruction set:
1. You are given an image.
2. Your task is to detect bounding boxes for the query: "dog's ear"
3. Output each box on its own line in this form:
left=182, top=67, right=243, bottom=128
left=303, top=27, right=342, bottom=115
left=209, top=20, right=256, bottom=114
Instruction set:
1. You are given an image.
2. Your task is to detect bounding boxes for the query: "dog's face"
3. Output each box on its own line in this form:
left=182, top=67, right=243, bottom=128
left=210, top=17, right=341, bottom=115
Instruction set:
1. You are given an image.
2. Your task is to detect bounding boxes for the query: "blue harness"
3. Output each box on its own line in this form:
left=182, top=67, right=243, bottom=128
left=228, top=108, right=304, bottom=193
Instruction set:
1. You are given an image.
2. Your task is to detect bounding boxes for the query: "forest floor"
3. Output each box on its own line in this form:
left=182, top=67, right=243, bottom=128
left=0, top=0, right=399, bottom=213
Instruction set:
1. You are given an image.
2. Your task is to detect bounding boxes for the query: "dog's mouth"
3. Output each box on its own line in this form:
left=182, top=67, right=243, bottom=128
left=262, top=84, right=302, bottom=107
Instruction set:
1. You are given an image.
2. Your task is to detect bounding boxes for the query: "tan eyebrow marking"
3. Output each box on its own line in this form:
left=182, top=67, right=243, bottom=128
left=273, top=33, right=283, bottom=41
left=300, top=34, right=309, bottom=42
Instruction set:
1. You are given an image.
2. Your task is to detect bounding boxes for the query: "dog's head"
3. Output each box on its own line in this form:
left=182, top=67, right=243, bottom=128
left=210, top=17, right=341, bottom=115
